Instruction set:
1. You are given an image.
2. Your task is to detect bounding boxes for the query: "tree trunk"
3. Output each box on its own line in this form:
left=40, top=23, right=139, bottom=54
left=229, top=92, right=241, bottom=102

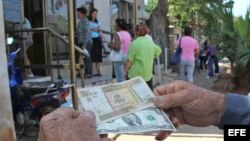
left=148, top=0, right=169, bottom=64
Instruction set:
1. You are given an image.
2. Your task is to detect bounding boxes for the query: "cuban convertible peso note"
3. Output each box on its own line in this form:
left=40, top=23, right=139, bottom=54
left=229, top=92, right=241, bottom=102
left=77, top=77, right=155, bottom=125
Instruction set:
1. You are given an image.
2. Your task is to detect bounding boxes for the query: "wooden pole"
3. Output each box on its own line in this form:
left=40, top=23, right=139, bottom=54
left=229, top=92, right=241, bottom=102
left=134, top=0, right=138, bottom=25
left=42, top=0, right=49, bottom=76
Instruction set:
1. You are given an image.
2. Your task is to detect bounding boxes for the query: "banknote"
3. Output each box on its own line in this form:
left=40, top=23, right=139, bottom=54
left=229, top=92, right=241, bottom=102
left=77, top=77, right=155, bottom=125
left=97, top=107, right=176, bottom=134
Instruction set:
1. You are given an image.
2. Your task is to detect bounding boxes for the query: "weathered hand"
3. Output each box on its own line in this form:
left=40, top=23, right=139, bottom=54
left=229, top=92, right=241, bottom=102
left=153, top=80, right=226, bottom=140
left=38, top=108, right=100, bottom=141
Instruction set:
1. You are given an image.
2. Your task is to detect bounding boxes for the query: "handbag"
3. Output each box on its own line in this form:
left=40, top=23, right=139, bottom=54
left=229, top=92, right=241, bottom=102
left=109, top=49, right=123, bottom=62
left=108, top=32, right=123, bottom=62
left=170, top=37, right=182, bottom=65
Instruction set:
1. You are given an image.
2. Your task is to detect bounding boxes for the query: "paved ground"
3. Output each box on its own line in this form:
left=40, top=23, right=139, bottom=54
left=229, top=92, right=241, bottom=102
left=19, top=58, right=224, bottom=141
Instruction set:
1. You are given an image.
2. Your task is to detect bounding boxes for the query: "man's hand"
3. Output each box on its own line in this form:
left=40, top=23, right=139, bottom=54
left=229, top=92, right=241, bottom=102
left=153, top=80, right=226, bottom=140
left=125, top=60, right=131, bottom=76
left=38, top=108, right=108, bottom=141
left=107, top=42, right=113, bottom=49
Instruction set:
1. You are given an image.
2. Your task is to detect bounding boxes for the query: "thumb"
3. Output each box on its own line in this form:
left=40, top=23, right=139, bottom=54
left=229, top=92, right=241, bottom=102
left=84, top=111, right=95, bottom=119
left=154, top=95, right=173, bottom=109
left=154, top=90, right=187, bottom=109
left=83, top=111, right=96, bottom=125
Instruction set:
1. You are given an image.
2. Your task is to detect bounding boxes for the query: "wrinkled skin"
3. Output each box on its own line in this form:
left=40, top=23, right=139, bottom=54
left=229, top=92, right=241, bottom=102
left=38, top=108, right=112, bottom=141
left=153, top=80, right=226, bottom=140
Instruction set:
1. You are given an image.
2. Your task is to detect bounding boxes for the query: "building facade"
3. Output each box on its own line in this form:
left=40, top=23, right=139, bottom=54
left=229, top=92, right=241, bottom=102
left=3, top=0, right=147, bottom=76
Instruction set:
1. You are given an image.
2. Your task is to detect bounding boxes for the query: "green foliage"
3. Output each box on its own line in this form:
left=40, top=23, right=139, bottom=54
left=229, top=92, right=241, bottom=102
left=236, top=48, right=250, bottom=72
left=234, top=7, right=250, bottom=48
left=169, top=0, right=224, bottom=28
left=145, top=0, right=158, bottom=12
left=234, top=6, right=250, bottom=74
left=199, top=0, right=237, bottom=66
left=145, top=0, right=224, bottom=27
left=202, top=1, right=250, bottom=79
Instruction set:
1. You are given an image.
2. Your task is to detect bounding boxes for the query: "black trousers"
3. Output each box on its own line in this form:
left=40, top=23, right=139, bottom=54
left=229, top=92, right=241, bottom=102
left=146, top=79, right=153, bottom=90
left=214, top=56, right=219, bottom=73
left=75, top=42, right=92, bottom=75
left=199, top=56, right=207, bottom=70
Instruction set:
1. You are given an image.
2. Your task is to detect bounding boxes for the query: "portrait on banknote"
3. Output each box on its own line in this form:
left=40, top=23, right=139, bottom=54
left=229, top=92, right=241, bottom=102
left=122, top=114, right=142, bottom=126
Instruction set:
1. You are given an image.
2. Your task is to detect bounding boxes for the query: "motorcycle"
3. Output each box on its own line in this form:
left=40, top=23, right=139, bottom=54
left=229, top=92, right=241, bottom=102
left=6, top=37, right=73, bottom=138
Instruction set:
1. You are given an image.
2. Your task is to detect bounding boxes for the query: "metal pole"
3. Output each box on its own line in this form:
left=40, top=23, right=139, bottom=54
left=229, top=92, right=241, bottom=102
left=42, top=0, right=49, bottom=75
left=21, top=0, right=28, bottom=79
left=157, top=57, right=162, bottom=85
left=67, top=0, right=78, bottom=110
left=48, top=32, right=54, bottom=82
left=165, top=48, right=168, bottom=72
left=134, top=0, right=138, bottom=25
left=55, top=37, right=62, bottom=79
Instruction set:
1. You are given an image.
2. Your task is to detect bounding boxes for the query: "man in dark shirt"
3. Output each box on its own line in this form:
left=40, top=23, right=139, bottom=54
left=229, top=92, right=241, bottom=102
left=76, top=7, right=92, bottom=78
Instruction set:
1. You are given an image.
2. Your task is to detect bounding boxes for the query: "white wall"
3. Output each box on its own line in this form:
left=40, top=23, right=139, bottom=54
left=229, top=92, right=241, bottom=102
left=94, top=0, right=111, bottom=41
left=0, top=0, right=15, bottom=140
left=137, top=0, right=149, bottom=21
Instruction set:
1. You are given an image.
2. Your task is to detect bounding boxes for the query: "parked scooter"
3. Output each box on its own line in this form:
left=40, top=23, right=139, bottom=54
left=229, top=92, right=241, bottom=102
left=6, top=37, right=73, bottom=138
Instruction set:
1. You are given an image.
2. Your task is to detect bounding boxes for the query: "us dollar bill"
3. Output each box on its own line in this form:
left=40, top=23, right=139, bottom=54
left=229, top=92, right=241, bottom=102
left=97, top=107, right=176, bottom=134
left=77, top=77, right=155, bottom=125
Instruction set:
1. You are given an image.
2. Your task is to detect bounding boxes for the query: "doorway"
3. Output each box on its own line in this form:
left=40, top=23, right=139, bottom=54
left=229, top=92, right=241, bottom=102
left=23, top=0, right=46, bottom=76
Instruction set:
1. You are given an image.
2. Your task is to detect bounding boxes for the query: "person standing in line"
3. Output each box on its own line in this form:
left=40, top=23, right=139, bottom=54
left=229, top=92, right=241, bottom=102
left=125, top=23, right=162, bottom=89
left=205, top=39, right=216, bottom=78
left=143, top=23, right=156, bottom=75
left=108, top=18, right=131, bottom=82
left=24, top=17, right=34, bottom=78
left=140, top=22, right=154, bottom=42
left=76, top=7, right=93, bottom=79
left=178, top=26, right=199, bottom=83
left=88, top=8, right=103, bottom=76
left=214, top=44, right=220, bottom=75
left=199, top=42, right=208, bottom=71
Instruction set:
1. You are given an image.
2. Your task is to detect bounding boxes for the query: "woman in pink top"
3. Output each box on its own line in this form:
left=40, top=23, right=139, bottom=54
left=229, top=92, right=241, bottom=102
left=177, top=26, right=199, bottom=82
left=108, top=18, right=131, bottom=82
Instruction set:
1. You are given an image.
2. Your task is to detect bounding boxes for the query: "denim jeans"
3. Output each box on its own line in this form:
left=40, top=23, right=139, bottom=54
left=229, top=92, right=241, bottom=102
left=113, top=62, right=125, bottom=82
left=113, top=55, right=126, bottom=82
left=179, top=60, right=195, bottom=82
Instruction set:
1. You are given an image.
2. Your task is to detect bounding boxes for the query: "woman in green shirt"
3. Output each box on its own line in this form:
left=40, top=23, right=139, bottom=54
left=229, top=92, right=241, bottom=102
left=125, top=23, right=162, bottom=89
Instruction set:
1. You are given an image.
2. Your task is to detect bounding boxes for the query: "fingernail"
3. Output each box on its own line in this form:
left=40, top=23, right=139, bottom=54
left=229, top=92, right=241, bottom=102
left=155, top=96, right=164, bottom=104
